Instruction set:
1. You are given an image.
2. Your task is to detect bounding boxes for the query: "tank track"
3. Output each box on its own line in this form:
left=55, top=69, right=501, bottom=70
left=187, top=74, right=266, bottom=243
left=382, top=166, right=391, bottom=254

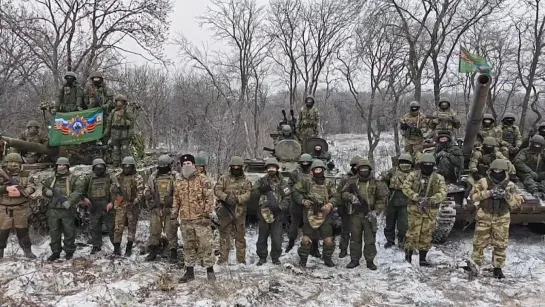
left=432, top=200, right=457, bottom=244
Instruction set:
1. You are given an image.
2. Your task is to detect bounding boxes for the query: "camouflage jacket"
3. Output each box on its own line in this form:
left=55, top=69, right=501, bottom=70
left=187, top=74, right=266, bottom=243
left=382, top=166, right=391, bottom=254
left=115, top=172, right=145, bottom=207
left=214, top=173, right=252, bottom=217
left=42, top=172, right=86, bottom=209
left=0, top=169, right=36, bottom=206
left=500, top=125, right=522, bottom=148
left=252, top=174, right=290, bottom=223
left=514, top=148, right=545, bottom=179
left=84, top=84, right=113, bottom=110
left=428, top=108, right=461, bottom=132
left=298, top=106, right=319, bottom=137
left=337, top=171, right=355, bottom=194
left=435, top=144, right=463, bottom=182
left=381, top=167, right=412, bottom=191
left=471, top=177, right=522, bottom=215
left=311, top=151, right=331, bottom=162
left=144, top=170, right=179, bottom=209
left=480, top=126, right=506, bottom=147
left=292, top=178, right=340, bottom=208
left=82, top=172, right=119, bottom=204
left=341, top=176, right=387, bottom=214
left=469, top=148, right=515, bottom=175
left=172, top=171, right=213, bottom=221
left=402, top=170, right=447, bottom=207
left=19, top=130, right=48, bottom=144
left=400, top=112, right=428, bottom=140
left=56, top=82, right=84, bottom=112
left=288, top=167, right=312, bottom=187
left=104, top=107, right=135, bottom=139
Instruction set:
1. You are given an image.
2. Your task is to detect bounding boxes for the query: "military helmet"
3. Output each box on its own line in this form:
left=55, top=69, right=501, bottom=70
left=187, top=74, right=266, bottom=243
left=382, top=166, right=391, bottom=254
left=56, top=157, right=70, bottom=166
left=409, top=101, right=420, bottom=108
left=121, top=156, right=136, bottom=166
left=350, top=155, right=363, bottom=166
left=64, top=71, right=77, bottom=79
left=483, top=113, right=495, bottom=121
left=5, top=153, right=22, bottom=163
left=195, top=155, right=207, bottom=166
left=398, top=153, right=413, bottom=165
left=157, top=154, right=172, bottom=167
left=438, top=97, right=450, bottom=105
left=356, top=158, right=373, bottom=170
left=530, top=135, right=545, bottom=145
left=26, top=120, right=41, bottom=128
left=229, top=156, right=244, bottom=166
left=311, top=159, right=326, bottom=170
left=114, top=94, right=127, bottom=102
left=89, top=72, right=103, bottom=79
left=92, top=158, right=106, bottom=167
left=503, top=112, right=516, bottom=120
left=281, top=125, right=292, bottom=134
left=265, top=158, right=280, bottom=169
left=299, top=153, right=313, bottom=163
left=489, top=159, right=509, bottom=171
left=420, top=153, right=436, bottom=165
left=482, top=137, right=497, bottom=146
left=436, top=130, right=452, bottom=140
left=538, top=122, right=545, bottom=129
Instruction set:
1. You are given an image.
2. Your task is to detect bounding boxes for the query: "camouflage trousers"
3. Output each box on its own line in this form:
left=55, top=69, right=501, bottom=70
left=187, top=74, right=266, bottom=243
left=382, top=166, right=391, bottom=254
left=111, top=138, right=130, bottom=165
left=471, top=210, right=510, bottom=268
left=148, top=208, right=178, bottom=250
left=0, top=204, right=32, bottom=249
left=349, top=213, right=376, bottom=262
left=89, top=208, right=114, bottom=248
left=299, top=129, right=317, bottom=152
left=339, top=208, right=351, bottom=252
left=298, top=211, right=334, bottom=260
left=114, top=204, right=139, bottom=243
left=48, top=208, right=77, bottom=253
left=180, top=219, right=215, bottom=268
left=384, top=197, right=408, bottom=245
left=256, top=217, right=283, bottom=261
left=405, top=206, right=438, bottom=252
left=404, top=139, right=424, bottom=163
left=218, top=212, right=246, bottom=264
left=288, top=202, right=303, bottom=241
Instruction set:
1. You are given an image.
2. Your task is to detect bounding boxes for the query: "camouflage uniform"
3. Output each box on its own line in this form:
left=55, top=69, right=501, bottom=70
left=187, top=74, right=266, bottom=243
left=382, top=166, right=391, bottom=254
left=275, top=125, right=298, bottom=146
left=468, top=137, right=515, bottom=185
left=286, top=154, right=313, bottom=252
left=298, top=96, right=320, bottom=151
left=292, top=160, right=340, bottom=267
left=0, top=153, right=37, bottom=258
left=311, top=150, right=332, bottom=162
left=434, top=131, right=463, bottom=183
left=252, top=159, right=290, bottom=265
left=104, top=95, right=134, bottom=165
left=513, top=135, right=545, bottom=196
left=213, top=156, right=252, bottom=264
left=341, top=159, right=386, bottom=269
left=400, top=101, right=428, bottom=162
left=427, top=97, right=461, bottom=138
left=18, top=120, right=49, bottom=163
left=55, top=72, right=84, bottom=113
left=402, top=154, right=447, bottom=265
left=84, top=72, right=113, bottom=110
left=480, top=114, right=506, bottom=149
left=499, top=113, right=522, bottom=159
left=471, top=159, right=523, bottom=278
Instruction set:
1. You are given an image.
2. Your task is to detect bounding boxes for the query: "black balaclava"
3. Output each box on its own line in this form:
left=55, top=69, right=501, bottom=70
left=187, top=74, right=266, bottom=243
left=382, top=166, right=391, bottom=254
left=230, top=166, right=243, bottom=177
left=421, top=163, right=434, bottom=176
left=350, top=164, right=358, bottom=175
left=92, top=77, right=103, bottom=87
left=482, top=119, right=494, bottom=128
left=358, top=166, right=371, bottom=181
left=300, top=161, right=311, bottom=172
left=410, top=106, right=420, bottom=115
left=65, top=77, right=75, bottom=86
left=490, top=170, right=507, bottom=183
left=305, top=97, right=314, bottom=108
left=483, top=145, right=495, bottom=155
left=538, top=127, right=545, bottom=137
left=313, top=167, right=325, bottom=184
left=158, top=165, right=171, bottom=175
left=530, top=141, right=543, bottom=153
left=437, top=135, right=450, bottom=149
left=93, top=164, right=106, bottom=177
left=502, top=118, right=515, bottom=126
left=122, top=165, right=134, bottom=176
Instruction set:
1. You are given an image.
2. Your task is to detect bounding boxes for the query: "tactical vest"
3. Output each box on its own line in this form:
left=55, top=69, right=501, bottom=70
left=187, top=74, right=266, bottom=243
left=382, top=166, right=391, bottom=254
left=49, top=175, right=72, bottom=209
left=60, top=85, right=78, bottom=112
left=353, top=179, right=377, bottom=214
left=259, top=177, right=288, bottom=223
left=502, top=127, right=516, bottom=147
left=480, top=178, right=510, bottom=215
left=403, top=113, right=424, bottom=139
left=299, top=107, right=317, bottom=129
left=153, top=173, right=175, bottom=208
left=119, top=174, right=137, bottom=202
left=86, top=85, right=107, bottom=108
left=87, top=175, right=111, bottom=202
left=0, top=173, right=30, bottom=206
left=434, top=110, right=455, bottom=131
left=410, top=172, right=439, bottom=206
left=477, top=153, right=495, bottom=175
left=306, top=181, right=330, bottom=229
left=389, top=169, right=410, bottom=190
left=110, top=109, right=131, bottom=138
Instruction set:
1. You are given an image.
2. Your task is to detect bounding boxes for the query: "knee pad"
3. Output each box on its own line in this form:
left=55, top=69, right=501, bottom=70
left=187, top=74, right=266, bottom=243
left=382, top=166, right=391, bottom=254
left=301, top=236, right=312, bottom=246
left=323, top=237, right=334, bottom=247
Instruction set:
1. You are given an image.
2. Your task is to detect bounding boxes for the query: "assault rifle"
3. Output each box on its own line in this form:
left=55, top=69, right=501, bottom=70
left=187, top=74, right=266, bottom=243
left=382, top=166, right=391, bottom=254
left=307, top=193, right=325, bottom=215
left=0, top=169, right=27, bottom=197
left=266, top=190, right=281, bottom=218
left=115, top=185, right=127, bottom=206
left=426, top=114, right=458, bottom=123
left=348, top=182, right=370, bottom=215
left=289, top=109, right=297, bottom=135
left=219, top=197, right=238, bottom=231
left=51, top=187, right=68, bottom=208
left=152, top=179, right=163, bottom=216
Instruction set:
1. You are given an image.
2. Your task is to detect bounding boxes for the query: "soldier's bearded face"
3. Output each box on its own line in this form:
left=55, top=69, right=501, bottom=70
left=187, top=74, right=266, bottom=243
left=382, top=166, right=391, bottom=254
left=438, top=136, right=449, bottom=144
left=93, top=164, right=106, bottom=176
left=27, top=126, right=38, bottom=135
left=267, top=166, right=277, bottom=176
left=65, top=77, right=75, bottom=85
left=301, top=161, right=311, bottom=170
left=6, top=161, right=20, bottom=173
left=439, top=102, right=449, bottom=110
left=313, top=167, right=323, bottom=175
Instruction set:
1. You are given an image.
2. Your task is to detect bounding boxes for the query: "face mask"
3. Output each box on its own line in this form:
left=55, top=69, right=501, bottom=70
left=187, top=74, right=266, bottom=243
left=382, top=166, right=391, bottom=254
left=230, top=168, right=243, bottom=177
left=93, top=165, right=106, bottom=176
left=530, top=144, right=542, bottom=153
left=410, top=107, right=419, bottom=113
left=490, top=170, right=506, bottom=182
left=503, top=119, right=515, bottom=126
left=420, top=164, right=434, bottom=176
left=122, top=166, right=133, bottom=175
left=301, top=162, right=311, bottom=171
left=482, top=120, right=493, bottom=128
left=28, top=127, right=38, bottom=135
left=399, top=163, right=412, bottom=172
left=305, top=100, right=314, bottom=108
left=539, top=129, right=545, bottom=137
left=350, top=165, right=358, bottom=174
left=93, top=80, right=102, bottom=87
left=57, top=165, right=68, bottom=175
left=483, top=145, right=494, bottom=154
left=182, top=165, right=197, bottom=178
left=314, top=148, right=322, bottom=154
left=267, top=166, right=277, bottom=177
left=65, top=78, right=75, bottom=86
left=158, top=166, right=170, bottom=174
left=6, top=162, right=20, bottom=173
left=439, top=103, right=449, bottom=110
left=359, top=170, right=370, bottom=179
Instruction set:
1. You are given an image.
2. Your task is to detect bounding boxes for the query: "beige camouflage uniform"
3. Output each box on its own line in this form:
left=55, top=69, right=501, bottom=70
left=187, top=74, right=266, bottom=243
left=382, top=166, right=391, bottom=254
left=468, top=148, right=515, bottom=186
left=427, top=98, right=461, bottom=138
left=400, top=112, right=428, bottom=162
left=145, top=170, right=179, bottom=250
left=113, top=171, right=145, bottom=244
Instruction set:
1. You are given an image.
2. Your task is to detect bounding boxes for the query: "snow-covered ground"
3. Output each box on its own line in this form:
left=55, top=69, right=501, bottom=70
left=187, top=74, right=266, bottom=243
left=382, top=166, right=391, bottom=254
left=1, top=134, right=545, bottom=306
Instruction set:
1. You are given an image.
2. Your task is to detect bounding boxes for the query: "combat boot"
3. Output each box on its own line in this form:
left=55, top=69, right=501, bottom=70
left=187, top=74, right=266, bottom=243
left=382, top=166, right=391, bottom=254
left=256, top=258, right=266, bottom=266
left=47, top=252, right=61, bottom=261
left=405, top=249, right=413, bottom=263
left=419, top=250, right=430, bottom=267
left=90, top=247, right=101, bottom=255
left=145, top=246, right=158, bottom=261
left=493, top=268, right=505, bottom=279
left=179, top=267, right=195, bottom=283
left=125, top=241, right=133, bottom=257
left=338, top=249, right=348, bottom=258
left=323, top=257, right=335, bottom=267
left=285, top=239, right=295, bottom=253
left=65, top=252, right=74, bottom=260
left=346, top=260, right=360, bottom=269
left=299, top=257, right=307, bottom=268
left=169, top=249, right=178, bottom=264
left=366, top=260, right=377, bottom=270
left=384, top=242, right=395, bottom=249
left=310, top=241, right=321, bottom=258
left=113, top=243, right=121, bottom=256
left=0, top=248, right=4, bottom=258
left=272, top=258, right=281, bottom=265
left=207, top=267, right=216, bottom=281
left=23, top=247, right=37, bottom=259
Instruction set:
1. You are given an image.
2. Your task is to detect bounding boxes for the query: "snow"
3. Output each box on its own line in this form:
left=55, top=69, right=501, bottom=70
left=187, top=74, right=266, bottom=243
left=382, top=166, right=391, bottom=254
left=1, top=133, right=545, bottom=306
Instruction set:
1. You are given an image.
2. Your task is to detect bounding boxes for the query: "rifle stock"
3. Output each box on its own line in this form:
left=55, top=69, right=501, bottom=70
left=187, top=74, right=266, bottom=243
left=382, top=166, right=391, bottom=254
left=349, top=182, right=370, bottom=215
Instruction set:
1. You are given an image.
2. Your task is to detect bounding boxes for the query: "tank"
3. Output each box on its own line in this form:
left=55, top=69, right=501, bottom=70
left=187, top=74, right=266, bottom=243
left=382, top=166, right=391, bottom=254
left=428, top=74, right=545, bottom=243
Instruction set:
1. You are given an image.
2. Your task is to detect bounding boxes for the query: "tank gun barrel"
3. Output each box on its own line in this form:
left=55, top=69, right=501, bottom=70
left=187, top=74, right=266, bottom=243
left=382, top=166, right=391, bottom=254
left=2, top=136, right=59, bottom=157
left=463, top=74, right=491, bottom=158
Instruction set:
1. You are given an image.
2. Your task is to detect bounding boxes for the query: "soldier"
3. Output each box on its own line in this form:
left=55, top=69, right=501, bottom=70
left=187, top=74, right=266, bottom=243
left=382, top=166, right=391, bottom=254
left=499, top=113, right=522, bottom=159
left=427, top=97, right=461, bottom=138
left=434, top=130, right=463, bottom=183
left=468, top=137, right=515, bottom=186
left=298, top=96, right=320, bottom=150
left=341, top=159, right=386, bottom=270
left=195, top=155, right=208, bottom=175
left=0, top=153, right=37, bottom=259
left=400, top=101, right=428, bottom=162
left=213, top=156, right=252, bottom=264
left=286, top=153, right=313, bottom=253
left=171, top=154, right=216, bottom=282
left=514, top=135, right=545, bottom=199
left=381, top=153, right=414, bottom=249
left=82, top=158, right=118, bottom=255
left=103, top=94, right=134, bottom=166
left=470, top=159, right=523, bottom=279
left=18, top=120, right=49, bottom=163
left=84, top=72, right=113, bottom=113
left=311, top=144, right=332, bottom=162
left=402, top=153, right=447, bottom=266
left=42, top=157, right=85, bottom=261
left=54, top=71, right=84, bottom=113
left=292, top=159, right=339, bottom=267
left=144, top=155, right=179, bottom=263
left=480, top=114, right=505, bottom=147
left=275, top=125, right=298, bottom=146
left=113, top=156, right=145, bottom=257
left=252, top=158, right=290, bottom=265
left=521, top=122, right=545, bottom=149
left=336, top=155, right=363, bottom=258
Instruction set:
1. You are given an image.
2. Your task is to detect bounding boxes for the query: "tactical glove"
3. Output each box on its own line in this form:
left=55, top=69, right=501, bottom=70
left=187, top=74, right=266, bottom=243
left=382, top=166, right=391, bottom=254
left=348, top=194, right=359, bottom=205
left=400, top=122, right=409, bottom=130
left=258, top=184, right=272, bottom=194
left=62, top=201, right=71, bottom=209
left=491, top=188, right=506, bottom=200
left=225, top=195, right=238, bottom=207
left=302, top=199, right=313, bottom=209
left=436, top=151, right=448, bottom=160
left=508, top=147, right=519, bottom=156
left=44, top=189, right=53, bottom=197
left=418, top=197, right=429, bottom=212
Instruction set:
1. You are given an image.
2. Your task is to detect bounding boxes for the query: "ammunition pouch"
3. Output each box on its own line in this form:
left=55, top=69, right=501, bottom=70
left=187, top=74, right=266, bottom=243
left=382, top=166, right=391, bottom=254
left=481, top=198, right=509, bottom=216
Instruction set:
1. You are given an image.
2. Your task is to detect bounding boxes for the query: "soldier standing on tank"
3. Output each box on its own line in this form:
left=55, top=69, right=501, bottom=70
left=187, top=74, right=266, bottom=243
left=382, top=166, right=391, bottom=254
left=400, top=101, right=428, bottom=162
left=514, top=135, right=545, bottom=199
left=103, top=95, right=134, bottom=166
left=341, top=159, right=386, bottom=270
left=298, top=96, right=320, bottom=151
left=470, top=159, right=523, bottom=279
left=292, top=160, right=339, bottom=267
left=18, top=120, right=49, bottom=163
left=336, top=155, right=362, bottom=258
left=499, top=113, right=522, bottom=159
left=433, top=130, right=463, bottom=183
left=252, top=158, right=290, bottom=265
left=275, top=125, right=298, bottom=146
left=480, top=114, right=504, bottom=146
left=381, top=153, right=414, bottom=249
left=84, top=72, right=114, bottom=117
left=82, top=158, right=118, bottom=255
left=112, top=156, right=145, bottom=257
left=521, top=122, right=545, bottom=149
left=0, top=153, right=38, bottom=259
left=213, top=156, right=252, bottom=264
left=427, top=97, right=461, bottom=139
left=402, top=153, right=447, bottom=266
left=42, top=157, right=85, bottom=261
left=53, top=71, right=84, bottom=114
left=469, top=137, right=515, bottom=186
left=171, top=154, right=216, bottom=282
left=144, top=155, right=180, bottom=263
left=286, top=153, right=313, bottom=253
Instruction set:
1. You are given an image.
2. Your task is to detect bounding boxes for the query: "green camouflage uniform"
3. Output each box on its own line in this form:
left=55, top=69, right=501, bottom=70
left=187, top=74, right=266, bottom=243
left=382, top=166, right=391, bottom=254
left=434, top=142, right=463, bottom=183
left=42, top=172, right=85, bottom=254
left=311, top=151, right=331, bottom=162
left=298, top=98, right=320, bottom=150
left=400, top=112, right=428, bottom=162
left=402, top=170, right=447, bottom=252
left=480, top=126, right=505, bottom=149
left=513, top=148, right=545, bottom=193
left=83, top=172, right=118, bottom=248
left=84, top=83, right=113, bottom=117
left=287, top=166, right=313, bottom=242
left=104, top=106, right=135, bottom=165
left=337, top=170, right=355, bottom=254
left=468, top=148, right=515, bottom=185
left=113, top=172, right=145, bottom=244
left=500, top=125, right=522, bottom=157
left=470, top=177, right=522, bottom=268
left=252, top=173, right=290, bottom=262
left=381, top=167, right=411, bottom=246
left=213, top=173, right=252, bottom=263
left=56, top=82, right=84, bottom=112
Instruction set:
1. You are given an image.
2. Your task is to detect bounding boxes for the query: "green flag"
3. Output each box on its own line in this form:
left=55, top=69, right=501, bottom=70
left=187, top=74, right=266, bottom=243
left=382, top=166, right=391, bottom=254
left=459, top=47, right=490, bottom=73
left=49, top=107, right=105, bottom=146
